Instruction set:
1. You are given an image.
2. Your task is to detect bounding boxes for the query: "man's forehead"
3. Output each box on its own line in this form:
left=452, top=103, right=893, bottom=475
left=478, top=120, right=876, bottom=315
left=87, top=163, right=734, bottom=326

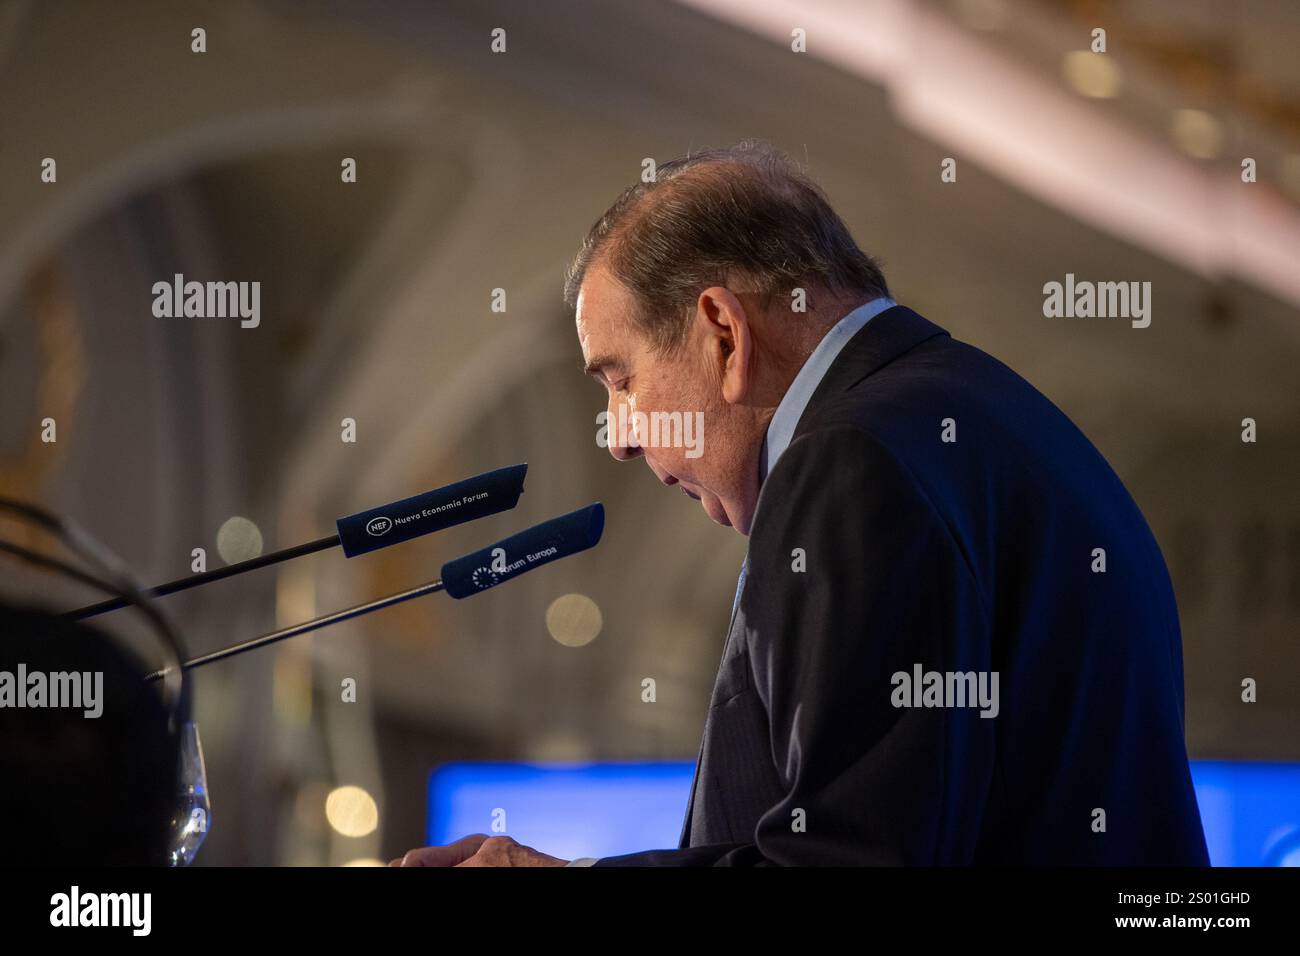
left=576, top=266, right=614, bottom=319
left=578, top=311, right=627, bottom=377
left=575, top=268, right=634, bottom=359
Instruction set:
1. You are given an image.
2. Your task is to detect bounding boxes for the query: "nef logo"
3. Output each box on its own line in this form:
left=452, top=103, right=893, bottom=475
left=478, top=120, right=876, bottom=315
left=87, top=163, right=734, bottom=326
left=366, top=516, right=393, bottom=537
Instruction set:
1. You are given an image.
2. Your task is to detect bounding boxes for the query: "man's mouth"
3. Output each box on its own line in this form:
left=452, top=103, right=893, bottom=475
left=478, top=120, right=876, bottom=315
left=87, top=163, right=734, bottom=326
left=658, top=470, right=727, bottom=525
left=653, top=466, right=702, bottom=502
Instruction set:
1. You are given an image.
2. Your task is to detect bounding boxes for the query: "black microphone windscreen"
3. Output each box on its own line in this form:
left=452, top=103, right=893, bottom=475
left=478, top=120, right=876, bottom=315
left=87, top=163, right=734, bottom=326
left=441, top=503, right=605, bottom=599
left=335, top=464, right=527, bottom=558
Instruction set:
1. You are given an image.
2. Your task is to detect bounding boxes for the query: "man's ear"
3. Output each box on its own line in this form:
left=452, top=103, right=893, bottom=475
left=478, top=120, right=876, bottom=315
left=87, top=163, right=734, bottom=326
left=694, top=286, right=753, bottom=405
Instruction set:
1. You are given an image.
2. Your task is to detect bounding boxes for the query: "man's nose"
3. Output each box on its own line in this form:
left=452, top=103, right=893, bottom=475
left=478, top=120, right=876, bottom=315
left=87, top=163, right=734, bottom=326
left=607, top=397, right=643, bottom=461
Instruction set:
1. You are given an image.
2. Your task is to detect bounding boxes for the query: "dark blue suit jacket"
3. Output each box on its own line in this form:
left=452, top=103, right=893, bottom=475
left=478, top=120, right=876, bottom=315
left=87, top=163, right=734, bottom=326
left=596, top=305, right=1208, bottom=865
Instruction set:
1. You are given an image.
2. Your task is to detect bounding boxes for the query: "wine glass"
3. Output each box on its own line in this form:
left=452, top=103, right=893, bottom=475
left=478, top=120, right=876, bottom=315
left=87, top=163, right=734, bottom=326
left=168, top=721, right=211, bottom=866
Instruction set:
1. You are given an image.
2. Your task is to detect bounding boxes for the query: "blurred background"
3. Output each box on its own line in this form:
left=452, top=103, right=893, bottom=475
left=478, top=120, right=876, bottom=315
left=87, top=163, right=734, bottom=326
left=1, top=0, right=1297, bottom=865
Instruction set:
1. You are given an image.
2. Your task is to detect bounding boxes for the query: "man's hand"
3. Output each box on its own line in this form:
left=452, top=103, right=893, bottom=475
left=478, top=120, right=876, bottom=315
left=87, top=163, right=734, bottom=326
left=390, top=834, right=570, bottom=867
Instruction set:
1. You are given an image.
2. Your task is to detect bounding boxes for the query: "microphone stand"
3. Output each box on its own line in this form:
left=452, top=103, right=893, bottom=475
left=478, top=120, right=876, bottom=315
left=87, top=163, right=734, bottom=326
left=143, top=500, right=605, bottom=681
left=146, top=577, right=446, bottom=680
left=68, top=535, right=340, bottom=620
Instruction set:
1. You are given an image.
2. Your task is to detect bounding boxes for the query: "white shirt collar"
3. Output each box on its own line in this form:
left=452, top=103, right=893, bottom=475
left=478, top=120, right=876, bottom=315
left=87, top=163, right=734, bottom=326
left=759, top=297, right=896, bottom=482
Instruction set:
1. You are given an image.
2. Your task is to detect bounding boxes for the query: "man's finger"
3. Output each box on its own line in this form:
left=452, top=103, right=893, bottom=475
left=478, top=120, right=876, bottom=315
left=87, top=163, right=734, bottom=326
left=398, top=833, right=490, bottom=867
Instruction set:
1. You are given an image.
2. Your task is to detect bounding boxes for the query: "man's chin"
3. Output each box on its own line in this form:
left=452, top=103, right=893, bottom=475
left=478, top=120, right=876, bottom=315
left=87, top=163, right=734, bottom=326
left=703, top=496, right=738, bottom=531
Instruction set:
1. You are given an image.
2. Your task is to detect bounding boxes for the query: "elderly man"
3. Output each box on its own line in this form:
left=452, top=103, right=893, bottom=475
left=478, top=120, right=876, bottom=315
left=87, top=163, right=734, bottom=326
left=395, top=140, right=1208, bottom=867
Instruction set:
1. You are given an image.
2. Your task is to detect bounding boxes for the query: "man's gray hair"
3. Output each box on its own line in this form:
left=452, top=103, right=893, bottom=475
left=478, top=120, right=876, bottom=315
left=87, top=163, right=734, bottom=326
left=563, top=139, right=889, bottom=352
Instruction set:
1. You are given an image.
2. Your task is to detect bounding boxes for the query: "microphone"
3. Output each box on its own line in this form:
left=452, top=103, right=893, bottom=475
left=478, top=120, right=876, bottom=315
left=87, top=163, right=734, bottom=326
left=146, top=503, right=604, bottom=678
left=66, top=464, right=528, bottom=620
left=441, top=502, right=604, bottom=598
left=334, top=464, right=529, bottom=557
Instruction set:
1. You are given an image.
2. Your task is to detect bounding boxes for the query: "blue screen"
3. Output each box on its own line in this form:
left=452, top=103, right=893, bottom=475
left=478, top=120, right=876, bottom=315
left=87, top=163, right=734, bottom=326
left=428, top=761, right=695, bottom=860
left=1190, top=761, right=1300, bottom=866
left=427, top=759, right=1300, bottom=864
